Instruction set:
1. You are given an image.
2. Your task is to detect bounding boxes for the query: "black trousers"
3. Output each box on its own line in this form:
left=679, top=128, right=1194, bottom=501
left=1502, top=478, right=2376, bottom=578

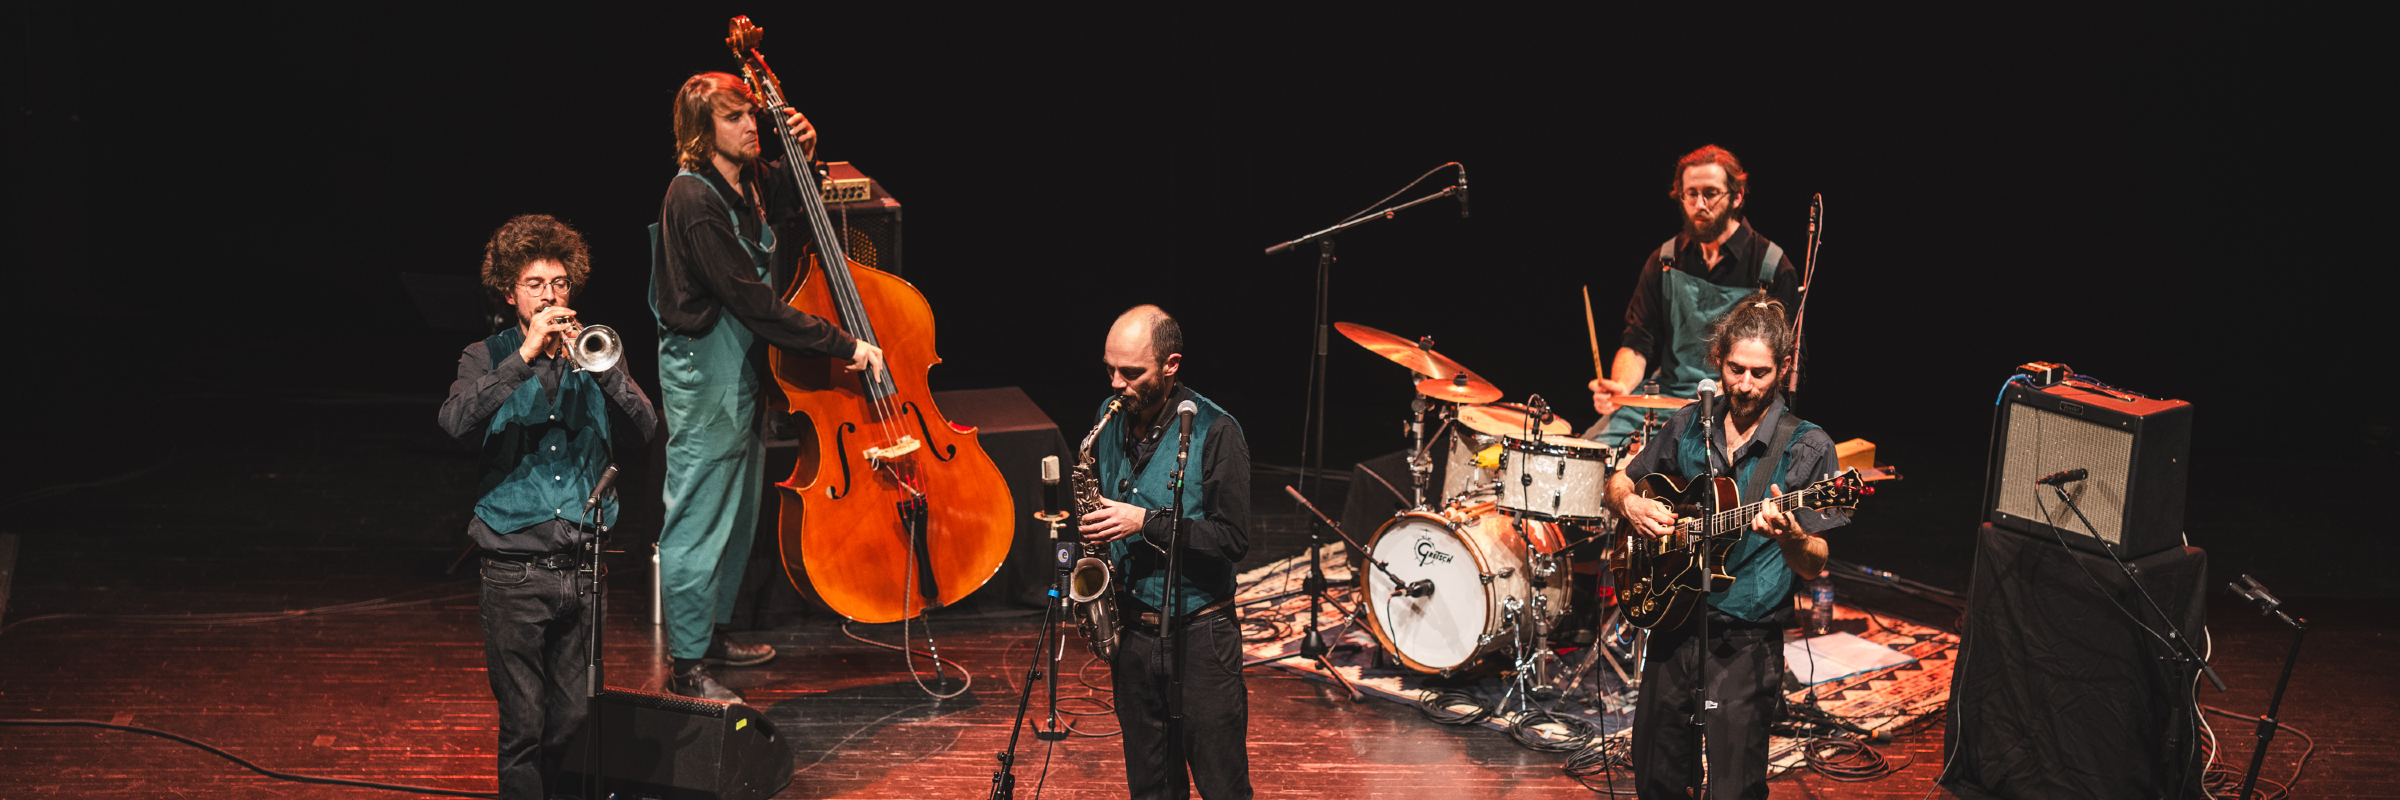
left=478, top=556, right=593, bottom=800
left=1111, top=612, right=1253, bottom=800
left=1629, top=610, right=1785, bottom=800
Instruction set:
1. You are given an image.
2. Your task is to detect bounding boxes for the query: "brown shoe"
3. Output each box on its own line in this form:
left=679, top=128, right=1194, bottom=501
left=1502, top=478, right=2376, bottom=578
left=704, top=634, right=778, bottom=667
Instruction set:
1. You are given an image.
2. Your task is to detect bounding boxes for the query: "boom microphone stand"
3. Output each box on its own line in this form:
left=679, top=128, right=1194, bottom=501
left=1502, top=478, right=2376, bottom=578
left=1265, top=163, right=1467, bottom=511
left=2228, top=575, right=2306, bottom=800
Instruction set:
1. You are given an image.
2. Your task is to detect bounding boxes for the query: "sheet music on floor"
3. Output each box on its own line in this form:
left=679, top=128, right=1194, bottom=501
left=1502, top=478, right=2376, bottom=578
left=1784, top=631, right=1917, bottom=686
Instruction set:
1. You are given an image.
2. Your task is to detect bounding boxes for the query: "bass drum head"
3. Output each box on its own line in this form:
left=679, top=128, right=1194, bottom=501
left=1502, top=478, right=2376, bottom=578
left=1363, top=512, right=1499, bottom=673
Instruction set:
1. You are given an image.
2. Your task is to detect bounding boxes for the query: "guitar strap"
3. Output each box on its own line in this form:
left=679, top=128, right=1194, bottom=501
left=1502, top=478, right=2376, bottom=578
left=1743, top=409, right=1805, bottom=506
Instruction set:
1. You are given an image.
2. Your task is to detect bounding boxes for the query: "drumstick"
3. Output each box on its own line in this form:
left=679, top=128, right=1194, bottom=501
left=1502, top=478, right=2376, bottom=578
left=1582, top=285, right=1605, bottom=384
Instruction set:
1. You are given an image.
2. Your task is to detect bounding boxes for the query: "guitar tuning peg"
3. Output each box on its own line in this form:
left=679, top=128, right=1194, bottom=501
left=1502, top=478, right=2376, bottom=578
left=1861, top=487, right=1876, bottom=496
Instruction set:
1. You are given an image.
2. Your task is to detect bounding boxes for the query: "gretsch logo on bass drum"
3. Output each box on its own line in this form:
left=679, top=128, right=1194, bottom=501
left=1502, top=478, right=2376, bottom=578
left=1414, top=536, right=1454, bottom=567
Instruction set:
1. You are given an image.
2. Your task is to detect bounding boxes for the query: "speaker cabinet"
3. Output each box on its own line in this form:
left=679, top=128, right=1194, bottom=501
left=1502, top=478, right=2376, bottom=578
left=1985, top=379, right=2192, bottom=558
left=559, top=688, right=793, bottom=800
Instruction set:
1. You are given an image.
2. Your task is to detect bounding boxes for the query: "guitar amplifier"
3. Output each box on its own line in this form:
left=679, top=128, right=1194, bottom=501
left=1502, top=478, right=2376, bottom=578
left=821, top=161, right=903, bottom=277
left=1984, top=377, right=2192, bottom=558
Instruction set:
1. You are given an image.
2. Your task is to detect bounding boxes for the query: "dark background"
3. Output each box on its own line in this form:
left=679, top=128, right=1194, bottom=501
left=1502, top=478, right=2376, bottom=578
left=6, top=5, right=2386, bottom=594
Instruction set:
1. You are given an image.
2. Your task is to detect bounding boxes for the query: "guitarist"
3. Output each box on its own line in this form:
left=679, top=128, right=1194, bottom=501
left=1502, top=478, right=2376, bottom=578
left=1604, top=293, right=1846, bottom=799
left=653, top=72, right=888, bottom=702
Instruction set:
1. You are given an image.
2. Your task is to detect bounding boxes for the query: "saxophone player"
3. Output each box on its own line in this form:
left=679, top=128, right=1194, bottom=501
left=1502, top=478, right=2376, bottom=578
left=1079, top=305, right=1255, bottom=800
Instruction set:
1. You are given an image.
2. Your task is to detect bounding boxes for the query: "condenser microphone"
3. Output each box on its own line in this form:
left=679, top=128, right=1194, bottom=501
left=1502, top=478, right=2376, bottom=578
left=1038, top=455, right=1065, bottom=519
left=1456, top=165, right=1470, bottom=219
left=582, top=465, right=620, bottom=511
left=2035, top=468, right=2088, bottom=486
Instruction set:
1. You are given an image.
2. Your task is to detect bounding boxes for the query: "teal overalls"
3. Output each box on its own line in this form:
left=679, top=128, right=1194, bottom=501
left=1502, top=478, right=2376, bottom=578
left=651, top=171, right=779, bottom=660
left=1594, top=237, right=1784, bottom=449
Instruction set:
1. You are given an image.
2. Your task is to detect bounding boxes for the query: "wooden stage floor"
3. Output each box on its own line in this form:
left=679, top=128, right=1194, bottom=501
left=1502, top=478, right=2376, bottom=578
left=3, top=561, right=2391, bottom=799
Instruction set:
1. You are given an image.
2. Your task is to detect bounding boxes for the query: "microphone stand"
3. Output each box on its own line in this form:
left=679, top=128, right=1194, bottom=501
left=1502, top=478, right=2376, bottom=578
left=1264, top=165, right=1465, bottom=521
left=577, top=464, right=618, bottom=800
left=1158, top=418, right=1195, bottom=785
left=2228, top=575, right=2306, bottom=800
left=1785, top=195, right=1823, bottom=402
left=991, top=475, right=1074, bottom=800
left=1687, top=391, right=1720, bottom=799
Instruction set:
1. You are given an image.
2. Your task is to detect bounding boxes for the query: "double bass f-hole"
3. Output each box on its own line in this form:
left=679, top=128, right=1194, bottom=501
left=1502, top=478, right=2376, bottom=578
left=828, top=422, right=857, bottom=500
left=901, top=401, right=957, bottom=462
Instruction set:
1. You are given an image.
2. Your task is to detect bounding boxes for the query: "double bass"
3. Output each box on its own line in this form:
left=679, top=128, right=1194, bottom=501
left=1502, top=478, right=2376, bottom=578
left=728, top=17, right=1015, bottom=624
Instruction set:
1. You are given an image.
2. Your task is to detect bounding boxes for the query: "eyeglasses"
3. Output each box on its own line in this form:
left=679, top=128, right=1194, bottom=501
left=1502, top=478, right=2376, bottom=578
left=1678, top=187, right=1733, bottom=203
left=519, top=277, right=572, bottom=294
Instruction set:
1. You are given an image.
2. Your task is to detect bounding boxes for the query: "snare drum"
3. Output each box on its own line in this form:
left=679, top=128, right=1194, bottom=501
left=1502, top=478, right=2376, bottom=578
left=1494, top=435, right=1611, bottom=523
left=1362, top=504, right=1568, bottom=675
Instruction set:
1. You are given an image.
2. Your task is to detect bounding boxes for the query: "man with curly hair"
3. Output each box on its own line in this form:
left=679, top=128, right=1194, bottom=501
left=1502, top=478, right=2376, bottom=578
left=651, top=72, right=887, bottom=702
left=438, top=214, right=657, bottom=799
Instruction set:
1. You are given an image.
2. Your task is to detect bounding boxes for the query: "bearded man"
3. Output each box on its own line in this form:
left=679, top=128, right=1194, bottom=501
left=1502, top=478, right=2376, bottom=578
left=1587, top=145, right=1803, bottom=448
left=1605, top=294, right=1848, bottom=798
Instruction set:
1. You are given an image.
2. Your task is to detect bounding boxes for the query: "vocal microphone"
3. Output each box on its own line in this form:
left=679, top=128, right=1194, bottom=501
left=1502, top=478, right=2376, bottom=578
left=1695, top=378, right=1719, bottom=425
left=582, top=465, right=620, bottom=511
left=1455, top=165, right=1470, bottom=219
left=1176, top=400, right=1198, bottom=448
left=2035, top=468, right=2088, bottom=486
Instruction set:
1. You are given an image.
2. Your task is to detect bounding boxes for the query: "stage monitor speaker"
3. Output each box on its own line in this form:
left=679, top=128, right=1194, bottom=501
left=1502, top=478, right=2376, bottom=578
left=1985, top=378, right=2192, bottom=558
left=558, top=687, right=793, bottom=800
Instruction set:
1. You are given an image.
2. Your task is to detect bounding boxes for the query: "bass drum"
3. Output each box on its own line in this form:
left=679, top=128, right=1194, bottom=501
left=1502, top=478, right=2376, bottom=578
left=1362, top=504, right=1568, bottom=675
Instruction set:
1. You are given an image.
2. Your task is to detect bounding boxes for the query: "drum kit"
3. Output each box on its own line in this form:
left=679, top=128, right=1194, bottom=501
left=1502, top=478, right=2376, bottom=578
left=1333, top=322, right=1692, bottom=707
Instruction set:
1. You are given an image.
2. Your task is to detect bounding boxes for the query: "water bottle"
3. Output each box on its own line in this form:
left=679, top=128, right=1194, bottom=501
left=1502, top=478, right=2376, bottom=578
left=1810, top=571, right=1835, bottom=635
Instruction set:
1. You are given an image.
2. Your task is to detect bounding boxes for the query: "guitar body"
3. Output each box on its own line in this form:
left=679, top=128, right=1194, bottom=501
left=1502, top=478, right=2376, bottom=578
left=771, top=252, right=1014, bottom=623
left=1609, top=473, right=1743, bottom=630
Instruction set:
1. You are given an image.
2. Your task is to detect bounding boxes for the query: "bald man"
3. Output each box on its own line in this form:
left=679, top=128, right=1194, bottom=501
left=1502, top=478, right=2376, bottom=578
left=1079, top=305, right=1254, bottom=800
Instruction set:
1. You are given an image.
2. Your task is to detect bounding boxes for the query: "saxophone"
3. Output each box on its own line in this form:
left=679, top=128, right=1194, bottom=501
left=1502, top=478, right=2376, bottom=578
left=1067, top=397, right=1124, bottom=660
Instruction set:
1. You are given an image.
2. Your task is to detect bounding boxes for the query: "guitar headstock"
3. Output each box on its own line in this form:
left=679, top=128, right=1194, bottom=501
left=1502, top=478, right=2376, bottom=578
left=1802, top=468, right=1874, bottom=511
left=726, top=16, right=764, bottom=56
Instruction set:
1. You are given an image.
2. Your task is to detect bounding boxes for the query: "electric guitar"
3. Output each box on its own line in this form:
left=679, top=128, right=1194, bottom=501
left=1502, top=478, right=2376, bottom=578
left=1609, top=468, right=1869, bottom=630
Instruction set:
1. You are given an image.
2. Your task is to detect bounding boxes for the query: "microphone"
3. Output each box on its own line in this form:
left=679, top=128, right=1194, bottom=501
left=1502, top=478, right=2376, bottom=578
left=1176, top=400, right=1198, bottom=449
left=2035, top=468, right=2088, bottom=486
left=1037, top=454, right=1070, bottom=524
left=1695, top=378, right=1719, bottom=425
left=1456, top=165, right=1470, bottom=219
left=582, top=465, right=620, bottom=511
left=1391, top=579, right=1435, bottom=598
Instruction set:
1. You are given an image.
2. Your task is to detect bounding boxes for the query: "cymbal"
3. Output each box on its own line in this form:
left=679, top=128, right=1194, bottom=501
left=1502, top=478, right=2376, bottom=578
left=1416, top=375, right=1502, bottom=405
left=1612, top=394, right=1692, bottom=409
left=1333, top=322, right=1477, bottom=380
left=1457, top=402, right=1572, bottom=438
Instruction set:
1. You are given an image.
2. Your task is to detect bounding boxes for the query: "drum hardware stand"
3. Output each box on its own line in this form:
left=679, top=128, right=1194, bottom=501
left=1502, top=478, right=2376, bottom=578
left=990, top=472, right=1077, bottom=800
left=1406, top=393, right=1435, bottom=509
left=2227, top=575, right=2305, bottom=800
left=1264, top=164, right=1467, bottom=512
left=1245, top=486, right=1371, bottom=701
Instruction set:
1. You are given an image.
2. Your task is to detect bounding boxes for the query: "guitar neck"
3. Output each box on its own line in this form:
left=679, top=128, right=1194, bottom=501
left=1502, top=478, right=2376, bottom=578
left=1695, top=483, right=1822, bottom=533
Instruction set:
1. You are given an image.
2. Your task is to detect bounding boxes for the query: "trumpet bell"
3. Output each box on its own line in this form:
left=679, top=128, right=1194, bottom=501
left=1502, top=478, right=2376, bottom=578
left=569, top=324, right=622, bottom=373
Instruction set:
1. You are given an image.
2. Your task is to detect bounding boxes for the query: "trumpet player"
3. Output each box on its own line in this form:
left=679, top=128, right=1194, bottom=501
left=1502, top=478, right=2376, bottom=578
left=1080, top=305, right=1254, bottom=800
left=437, top=214, right=656, bottom=800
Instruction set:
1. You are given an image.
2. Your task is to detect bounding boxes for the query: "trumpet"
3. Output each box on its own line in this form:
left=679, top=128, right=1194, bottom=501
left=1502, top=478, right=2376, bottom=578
left=537, top=305, right=622, bottom=373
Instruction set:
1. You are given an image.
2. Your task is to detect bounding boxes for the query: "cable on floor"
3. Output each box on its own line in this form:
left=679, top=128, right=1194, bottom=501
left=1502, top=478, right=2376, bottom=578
left=0, top=718, right=496, bottom=798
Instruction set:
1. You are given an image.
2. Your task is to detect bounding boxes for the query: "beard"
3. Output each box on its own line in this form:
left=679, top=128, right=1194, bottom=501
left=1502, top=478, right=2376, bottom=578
left=1683, top=208, right=1733, bottom=243
left=1126, top=376, right=1173, bottom=415
left=1726, top=386, right=1775, bottom=418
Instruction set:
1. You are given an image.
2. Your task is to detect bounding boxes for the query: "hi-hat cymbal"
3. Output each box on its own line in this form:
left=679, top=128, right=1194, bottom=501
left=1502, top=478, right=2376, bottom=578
left=1612, top=394, right=1692, bottom=409
left=1457, top=402, right=1572, bottom=438
left=1333, top=322, right=1477, bottom=380
left=1416, top=375, right=1502, bottom=405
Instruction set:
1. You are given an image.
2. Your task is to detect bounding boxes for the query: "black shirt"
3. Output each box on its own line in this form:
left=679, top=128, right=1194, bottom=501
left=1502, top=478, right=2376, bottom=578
left=1619, top=393, right=1848, bottom=537
left=438, top=340, right=659, bottom=554
left=1109, top=384, right=1251, bottom=564
left=1619, top=221, right=1803, bottom=364
left=653, top=160, right=858, bottom=360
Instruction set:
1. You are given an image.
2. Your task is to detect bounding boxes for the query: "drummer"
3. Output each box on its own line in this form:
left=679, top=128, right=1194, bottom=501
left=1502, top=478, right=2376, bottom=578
left=1587, top=145, right=1802, bottom=448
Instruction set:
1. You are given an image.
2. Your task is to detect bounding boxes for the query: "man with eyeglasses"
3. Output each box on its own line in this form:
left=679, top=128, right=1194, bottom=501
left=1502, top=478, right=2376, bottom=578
left=650, top=72, right=888, bottom=703
left=1588, top=145, right=1803, bottom=449
left=438, top=214, right=657, bottom=799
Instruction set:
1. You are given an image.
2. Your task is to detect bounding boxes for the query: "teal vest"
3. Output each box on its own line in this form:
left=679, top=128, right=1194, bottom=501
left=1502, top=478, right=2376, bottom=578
left=1094, top=391, right=1233, bottom=616
left=474, top=327, right=619, bottom=533
left=1670, top=405, right=1818, bottom=623
left=1594, top=235, right=1783, bottom=447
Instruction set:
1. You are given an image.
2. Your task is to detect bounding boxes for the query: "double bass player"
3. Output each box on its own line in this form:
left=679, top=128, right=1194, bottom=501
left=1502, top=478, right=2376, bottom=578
left=652, top=71, right=886, bottom=703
